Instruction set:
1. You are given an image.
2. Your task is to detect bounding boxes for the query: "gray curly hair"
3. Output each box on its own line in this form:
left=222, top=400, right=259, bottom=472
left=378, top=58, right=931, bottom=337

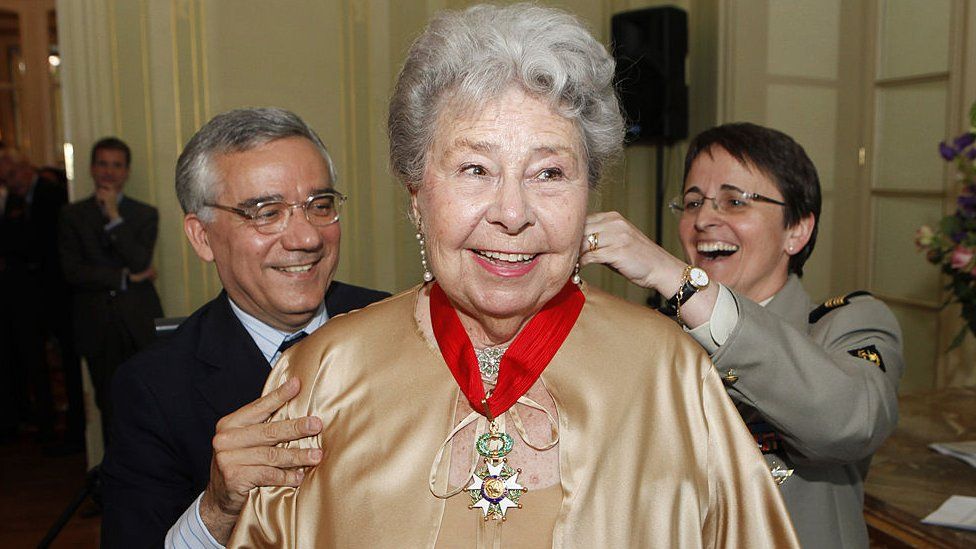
left=388, top=3, right=624, bottom=189
left=175, top=107, right=336, bottom=221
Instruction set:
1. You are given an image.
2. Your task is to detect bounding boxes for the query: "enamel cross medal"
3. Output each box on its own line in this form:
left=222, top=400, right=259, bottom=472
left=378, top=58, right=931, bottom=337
left=466, top=413, right=526, bottom=521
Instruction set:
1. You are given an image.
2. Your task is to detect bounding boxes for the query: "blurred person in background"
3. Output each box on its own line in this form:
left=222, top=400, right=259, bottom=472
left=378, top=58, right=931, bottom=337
left=59, top=137, right=162, bottom=448
left=0, top=149, right=72, bottom=446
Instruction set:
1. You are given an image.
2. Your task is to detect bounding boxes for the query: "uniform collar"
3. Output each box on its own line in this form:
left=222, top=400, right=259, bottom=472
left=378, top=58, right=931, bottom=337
left=764, top=274, right=812, bottom=329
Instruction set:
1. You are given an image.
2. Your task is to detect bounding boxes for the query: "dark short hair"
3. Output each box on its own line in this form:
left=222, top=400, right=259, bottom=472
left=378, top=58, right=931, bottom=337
left=683, top=122, right=821, bottom=276
left=91, top=137, right=132, bottom=167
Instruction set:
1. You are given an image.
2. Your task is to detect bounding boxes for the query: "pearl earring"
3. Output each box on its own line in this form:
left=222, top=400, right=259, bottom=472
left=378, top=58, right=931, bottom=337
left=572, top=262, right=581, bottom=286
left=416, top=219, right=434, bottom=282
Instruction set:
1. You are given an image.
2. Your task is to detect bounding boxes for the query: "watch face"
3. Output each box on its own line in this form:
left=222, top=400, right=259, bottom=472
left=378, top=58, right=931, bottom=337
left=689, top=267, right=709, bottom=288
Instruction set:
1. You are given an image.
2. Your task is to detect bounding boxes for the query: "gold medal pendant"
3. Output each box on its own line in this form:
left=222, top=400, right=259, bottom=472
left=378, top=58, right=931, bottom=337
left=466, top=421, right=525, bottom=520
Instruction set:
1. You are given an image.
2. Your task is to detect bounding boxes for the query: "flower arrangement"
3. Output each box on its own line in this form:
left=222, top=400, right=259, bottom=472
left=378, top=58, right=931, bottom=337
left=916, top=100, right=976, bottom=347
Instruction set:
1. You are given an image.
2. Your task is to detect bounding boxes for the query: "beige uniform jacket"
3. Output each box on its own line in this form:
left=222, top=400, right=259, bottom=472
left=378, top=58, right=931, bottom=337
left=712, top=275, right=904, bottom=548
left=229, top=285, right=799, bottom=548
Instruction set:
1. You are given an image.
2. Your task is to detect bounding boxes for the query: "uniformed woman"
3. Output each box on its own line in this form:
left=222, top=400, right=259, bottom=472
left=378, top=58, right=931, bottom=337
left=582, top=122, right=904, bottom=549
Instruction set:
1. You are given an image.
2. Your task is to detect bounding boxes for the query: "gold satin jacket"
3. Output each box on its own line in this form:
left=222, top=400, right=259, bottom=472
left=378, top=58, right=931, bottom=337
left=229, top=284, right=799, bottom=548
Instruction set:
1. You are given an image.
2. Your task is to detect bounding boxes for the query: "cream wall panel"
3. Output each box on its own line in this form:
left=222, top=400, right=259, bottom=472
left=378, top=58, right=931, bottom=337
left=878, top=0, right=951, bottom=79
left=726, top=0, right=768, bottom=123
left=766, top=84, right=838, bottom=189
left=767, top=0, right=839, bottom=79
left=889, top=304, right=938, bottom=392
left=873, top=82, right=948, bottom=191
left=870, top=196, right=943, bottom=303
left=689, top=0, right=719, bottom=135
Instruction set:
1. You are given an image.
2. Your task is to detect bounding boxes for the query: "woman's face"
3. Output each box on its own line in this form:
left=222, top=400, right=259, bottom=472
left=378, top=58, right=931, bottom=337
left=413, top=88, right=588, bottom=328
left=678, top=147, right=809, bottom=302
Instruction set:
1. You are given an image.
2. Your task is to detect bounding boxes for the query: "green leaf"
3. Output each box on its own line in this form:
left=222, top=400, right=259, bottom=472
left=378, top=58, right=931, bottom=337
left=948, top=325, right=968, bottom=350
left=970, top=100, right=976, bottom=128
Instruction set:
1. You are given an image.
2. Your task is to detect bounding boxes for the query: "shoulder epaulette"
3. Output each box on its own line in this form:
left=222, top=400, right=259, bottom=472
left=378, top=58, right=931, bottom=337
left=808, top=290, right=872, bottom=324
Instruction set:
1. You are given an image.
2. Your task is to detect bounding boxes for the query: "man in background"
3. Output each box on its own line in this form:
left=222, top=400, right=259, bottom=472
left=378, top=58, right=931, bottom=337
left=59, top=137, right=163, bottom=447
left=100, top=108, right=388, bottom=547
left=0, top=149, right=71, bottom=444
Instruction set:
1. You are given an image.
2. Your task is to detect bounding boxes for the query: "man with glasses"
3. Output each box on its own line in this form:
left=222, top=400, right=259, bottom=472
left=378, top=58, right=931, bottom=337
left=101, top=108, right=388, bottom=547
left=580, top=122, right=902, bottom=548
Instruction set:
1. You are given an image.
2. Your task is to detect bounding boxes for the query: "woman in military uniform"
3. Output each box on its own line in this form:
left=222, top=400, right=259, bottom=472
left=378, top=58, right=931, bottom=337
left=582, top=122, right=904, bottom=549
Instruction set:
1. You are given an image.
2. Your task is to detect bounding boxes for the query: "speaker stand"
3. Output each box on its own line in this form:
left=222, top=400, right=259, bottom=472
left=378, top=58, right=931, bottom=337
left=647, top=143, right=668, bottom=310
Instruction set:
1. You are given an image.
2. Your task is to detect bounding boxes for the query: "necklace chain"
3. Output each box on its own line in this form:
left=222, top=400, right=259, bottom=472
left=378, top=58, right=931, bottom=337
left=475, top=346, right=507, bottom=382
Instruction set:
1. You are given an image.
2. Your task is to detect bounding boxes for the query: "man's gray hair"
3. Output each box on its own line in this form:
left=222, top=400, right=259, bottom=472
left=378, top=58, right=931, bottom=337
left=176, top=107, right=337, bottom=220
left=388, top=3, right=624, bottom=188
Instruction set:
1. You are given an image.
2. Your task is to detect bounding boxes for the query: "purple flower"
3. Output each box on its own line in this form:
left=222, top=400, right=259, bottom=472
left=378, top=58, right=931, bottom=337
left=952, top=230, right=967, bottom=243
left=959, top=194, right=976, bottom=215
left=967, top=147, right=976, bottom=160
left=940, top=141, right=958, bottom=160
left=954, top=132, right=976, bottom=150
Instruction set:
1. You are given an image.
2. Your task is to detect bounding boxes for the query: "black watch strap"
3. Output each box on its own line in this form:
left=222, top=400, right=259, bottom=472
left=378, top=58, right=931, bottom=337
left=664, top=279, right=698, bottom=313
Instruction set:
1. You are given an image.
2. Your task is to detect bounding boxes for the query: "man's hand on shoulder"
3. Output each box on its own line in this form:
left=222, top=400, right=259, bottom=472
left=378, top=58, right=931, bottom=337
left=199, top=377, right=323, bottom=543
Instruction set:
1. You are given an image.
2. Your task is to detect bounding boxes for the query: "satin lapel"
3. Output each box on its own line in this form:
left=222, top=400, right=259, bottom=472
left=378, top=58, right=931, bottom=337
left=764, top=275, right=812, bottom=332
left=193, top=293, right=273, bottom=418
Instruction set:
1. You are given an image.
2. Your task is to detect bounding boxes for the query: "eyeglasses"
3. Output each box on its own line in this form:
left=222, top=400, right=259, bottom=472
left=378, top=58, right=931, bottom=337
left=668, top=185, right=785, bottom=217
left=205, top=190, right=346, bottom=234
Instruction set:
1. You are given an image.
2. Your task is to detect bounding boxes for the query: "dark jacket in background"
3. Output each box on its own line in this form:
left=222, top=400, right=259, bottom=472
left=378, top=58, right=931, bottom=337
left=59, top=195, right=163, bottom=356
left=0, top=175, right=70, bottom=436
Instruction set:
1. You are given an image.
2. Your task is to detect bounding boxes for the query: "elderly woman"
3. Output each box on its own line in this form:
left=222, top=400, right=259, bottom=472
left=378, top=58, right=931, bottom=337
left=228, top=5, right=798, bottom=547
left=582, top=122, right=904, bottom=548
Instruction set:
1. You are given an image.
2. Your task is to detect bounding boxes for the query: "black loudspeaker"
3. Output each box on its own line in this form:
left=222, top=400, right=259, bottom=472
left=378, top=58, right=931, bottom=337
left=611, top=6, right=688, bottom=144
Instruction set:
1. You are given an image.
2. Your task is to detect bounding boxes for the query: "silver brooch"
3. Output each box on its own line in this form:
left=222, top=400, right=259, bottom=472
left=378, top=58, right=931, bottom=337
left=475, top=346, right=506, bottom=382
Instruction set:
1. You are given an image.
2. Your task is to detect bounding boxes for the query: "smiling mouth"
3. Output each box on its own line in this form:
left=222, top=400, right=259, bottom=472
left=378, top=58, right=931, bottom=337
left=273, top=261, right=317, bottom=273
left=473, top=249, right=539, bottom=264
left=697, top=241, right=739, bottom=260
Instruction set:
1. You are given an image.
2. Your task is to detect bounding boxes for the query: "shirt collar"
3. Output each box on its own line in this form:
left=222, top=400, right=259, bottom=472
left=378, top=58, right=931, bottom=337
left=227, top=298, right=329, bottom=366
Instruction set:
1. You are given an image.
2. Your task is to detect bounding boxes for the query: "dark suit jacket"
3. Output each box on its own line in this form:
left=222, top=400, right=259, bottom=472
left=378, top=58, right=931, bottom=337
left=59, top=195, right=163, bottom=356
left=100, top=281, right=389, bottom=548
left=0, top=175, right=67, bottom=295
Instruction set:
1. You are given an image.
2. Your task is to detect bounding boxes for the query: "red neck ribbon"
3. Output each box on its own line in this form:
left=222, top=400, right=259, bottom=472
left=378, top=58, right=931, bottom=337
left=429, top=280, right=585, bottom=419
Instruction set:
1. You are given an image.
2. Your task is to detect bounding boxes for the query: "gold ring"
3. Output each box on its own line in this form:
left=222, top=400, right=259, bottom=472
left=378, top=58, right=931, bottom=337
left=586, top=232, right=599, bottom=252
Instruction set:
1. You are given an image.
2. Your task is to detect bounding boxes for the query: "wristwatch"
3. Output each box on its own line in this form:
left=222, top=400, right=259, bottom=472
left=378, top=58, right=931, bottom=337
left=666, top=265, right=710, bottom=325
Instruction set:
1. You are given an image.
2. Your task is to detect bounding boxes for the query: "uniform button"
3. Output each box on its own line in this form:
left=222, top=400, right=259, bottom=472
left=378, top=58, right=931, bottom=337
left=109, top=290, right=117, bottom=297
left=722, top=369, right=739, bottom=385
